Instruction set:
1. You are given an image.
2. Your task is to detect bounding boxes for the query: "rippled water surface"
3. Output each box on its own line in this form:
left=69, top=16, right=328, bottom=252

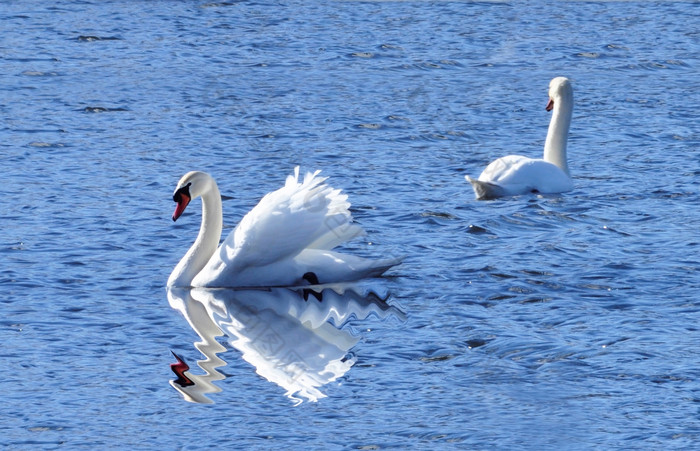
left=3, top=1, right=699, bottom=449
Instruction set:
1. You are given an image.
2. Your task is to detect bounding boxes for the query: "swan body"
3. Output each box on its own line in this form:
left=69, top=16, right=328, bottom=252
left=167, top=167, right=401, bottom=288
left=466, top=77, right=574, bottom=200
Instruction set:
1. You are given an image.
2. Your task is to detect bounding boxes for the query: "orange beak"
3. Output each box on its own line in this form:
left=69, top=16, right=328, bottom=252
left=172, top=191, right=191, bottom=221
left=546, top=98, right=554, bottom=111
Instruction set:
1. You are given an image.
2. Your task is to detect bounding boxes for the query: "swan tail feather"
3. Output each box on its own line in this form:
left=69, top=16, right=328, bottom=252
left=296, top=250, right=402, bottom=283
left=362, top=256, right=404, bottom=278
left=465, top=176, right=505, bottom=200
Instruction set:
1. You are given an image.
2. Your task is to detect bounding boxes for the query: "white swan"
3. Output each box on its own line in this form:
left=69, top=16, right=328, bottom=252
left=466, top=77, right=574, bottom=200
left=167, top=167, right=401, bottom=287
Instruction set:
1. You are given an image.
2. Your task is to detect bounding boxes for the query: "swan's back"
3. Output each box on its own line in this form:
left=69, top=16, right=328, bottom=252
left=192, top=168, right=397, bottom=287
left=467, top=155, right=573, bottom=200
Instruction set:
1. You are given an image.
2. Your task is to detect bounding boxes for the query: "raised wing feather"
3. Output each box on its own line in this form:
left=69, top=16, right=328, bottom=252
left=198, top=168, right=363, bottom=281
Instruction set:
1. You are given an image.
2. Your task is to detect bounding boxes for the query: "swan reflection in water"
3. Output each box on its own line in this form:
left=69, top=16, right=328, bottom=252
left=167, top=284, right=405, bottom=405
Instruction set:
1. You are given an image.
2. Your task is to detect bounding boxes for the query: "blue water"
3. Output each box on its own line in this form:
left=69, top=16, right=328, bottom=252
left=3, top=1, right=699, bottom=449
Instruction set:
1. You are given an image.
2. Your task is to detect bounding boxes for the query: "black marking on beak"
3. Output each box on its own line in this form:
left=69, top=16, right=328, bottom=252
left=173, top=182, right=191, bottom=203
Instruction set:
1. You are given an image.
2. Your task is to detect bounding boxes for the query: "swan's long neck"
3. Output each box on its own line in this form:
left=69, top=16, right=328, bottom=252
left=168, top=183, right=222, bottom=287
left=543, top=91, right=573, bottom=175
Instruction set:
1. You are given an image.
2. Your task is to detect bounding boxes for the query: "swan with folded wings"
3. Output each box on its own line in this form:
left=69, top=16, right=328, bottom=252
left=466, top=77, right=575, bottom=200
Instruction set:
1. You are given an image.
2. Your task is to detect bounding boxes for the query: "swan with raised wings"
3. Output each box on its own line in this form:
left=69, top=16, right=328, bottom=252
left=466, top=77, right=574, bottom=200
left=167, top=167, right=401, bottom=287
